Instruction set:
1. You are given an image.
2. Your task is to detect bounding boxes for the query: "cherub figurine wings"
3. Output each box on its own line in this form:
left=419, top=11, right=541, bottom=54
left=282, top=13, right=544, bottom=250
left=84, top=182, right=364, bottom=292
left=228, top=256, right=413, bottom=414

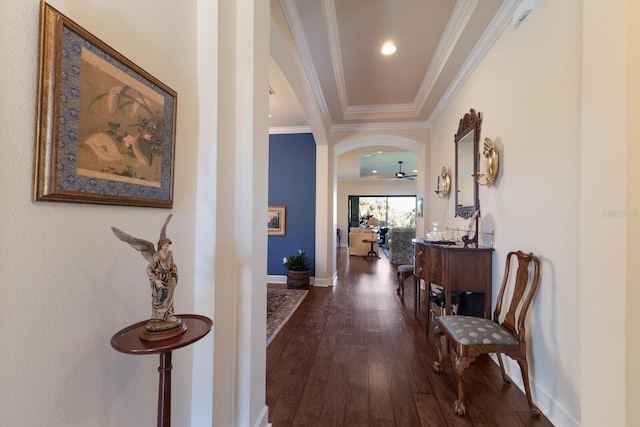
left=112, top=214, right=181, bottom=333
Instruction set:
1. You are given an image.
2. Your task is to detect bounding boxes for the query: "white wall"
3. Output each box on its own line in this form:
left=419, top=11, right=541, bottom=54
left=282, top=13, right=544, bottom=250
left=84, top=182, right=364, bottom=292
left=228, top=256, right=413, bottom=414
left=214, top=0, right=270, bottom=425
left=0, top=0, right=203, bottom=425
left=580, top=1, right=629, bottom=426
left=627, top=2, right=640, bottom=425
left=427, top=1, right=640, bottom=425
left=428, top=1, right=582, bottom=425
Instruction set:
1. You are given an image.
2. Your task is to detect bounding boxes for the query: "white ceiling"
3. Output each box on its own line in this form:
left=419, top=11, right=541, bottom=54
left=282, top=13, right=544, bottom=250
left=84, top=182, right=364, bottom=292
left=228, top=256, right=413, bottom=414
left=338, top=147, right=417, bottom=182
left=269, top=0, right=530, bottom=178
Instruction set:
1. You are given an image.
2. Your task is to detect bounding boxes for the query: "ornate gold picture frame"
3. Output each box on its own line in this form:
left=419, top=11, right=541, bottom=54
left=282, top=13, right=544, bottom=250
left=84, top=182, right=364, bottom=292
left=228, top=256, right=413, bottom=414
left=33, top=3, right=177, bottom=208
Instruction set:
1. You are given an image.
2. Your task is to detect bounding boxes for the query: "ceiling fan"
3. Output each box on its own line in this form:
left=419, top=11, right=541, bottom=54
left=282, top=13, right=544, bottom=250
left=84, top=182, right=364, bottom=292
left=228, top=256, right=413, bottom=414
left=391, top=161, right=416, bottom=180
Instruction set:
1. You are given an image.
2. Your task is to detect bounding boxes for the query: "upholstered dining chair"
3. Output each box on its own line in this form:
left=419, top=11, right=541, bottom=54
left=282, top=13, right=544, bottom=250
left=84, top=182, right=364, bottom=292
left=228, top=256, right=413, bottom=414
left=433, top=250, right=541, bottom=416
left=396, top=264, right=414, bottom=303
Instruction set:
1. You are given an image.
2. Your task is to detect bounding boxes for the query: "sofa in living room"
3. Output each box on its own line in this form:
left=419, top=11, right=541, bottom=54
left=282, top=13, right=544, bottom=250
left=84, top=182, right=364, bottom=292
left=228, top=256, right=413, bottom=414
left=348, top=227, right=379, bottom=256
left=387, top=227, right=416, bottom=266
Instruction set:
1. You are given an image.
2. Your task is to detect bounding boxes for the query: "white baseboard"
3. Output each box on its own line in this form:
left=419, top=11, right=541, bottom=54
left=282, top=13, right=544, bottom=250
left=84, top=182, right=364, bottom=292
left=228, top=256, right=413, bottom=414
left=491, top=355, right=579, bottom=427
left=267, top=274, right=287, bottom=284
left=311, top=274, right=335, bottom=287
left=267, top=274, right=335, bottom=287
left=253, top=405, right=269, bottom=427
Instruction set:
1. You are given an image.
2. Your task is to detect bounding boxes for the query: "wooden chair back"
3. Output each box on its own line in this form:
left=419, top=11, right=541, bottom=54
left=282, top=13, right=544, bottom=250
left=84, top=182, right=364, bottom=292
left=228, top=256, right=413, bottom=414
left=493, top=251, right=540, bottom=342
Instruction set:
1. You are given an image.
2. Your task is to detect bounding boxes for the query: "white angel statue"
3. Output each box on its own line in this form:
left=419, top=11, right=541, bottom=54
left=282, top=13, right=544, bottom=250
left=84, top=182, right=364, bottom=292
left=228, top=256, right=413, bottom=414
left=112, top=214, right=181, bottom=332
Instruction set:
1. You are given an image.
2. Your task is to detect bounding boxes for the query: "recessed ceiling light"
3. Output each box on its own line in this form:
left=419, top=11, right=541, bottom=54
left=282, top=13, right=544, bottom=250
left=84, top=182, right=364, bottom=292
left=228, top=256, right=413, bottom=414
left=381, top=42, right=397, bottom=55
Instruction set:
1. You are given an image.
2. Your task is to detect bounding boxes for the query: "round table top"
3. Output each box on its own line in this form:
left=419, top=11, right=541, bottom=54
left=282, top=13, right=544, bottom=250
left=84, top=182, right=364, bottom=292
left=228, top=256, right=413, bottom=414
left=111, top=314, right=213, bottom=355
left=362, top=239, right=378, bottom=244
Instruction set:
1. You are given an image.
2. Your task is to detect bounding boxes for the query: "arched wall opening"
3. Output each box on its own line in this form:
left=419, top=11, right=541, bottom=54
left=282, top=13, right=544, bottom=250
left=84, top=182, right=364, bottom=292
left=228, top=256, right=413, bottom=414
left=332, top=134, right=428, bottom=260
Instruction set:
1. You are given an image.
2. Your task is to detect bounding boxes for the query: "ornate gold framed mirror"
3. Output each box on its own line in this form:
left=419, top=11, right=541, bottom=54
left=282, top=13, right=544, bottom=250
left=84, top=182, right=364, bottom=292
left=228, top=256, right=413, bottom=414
left=454, top=109, right=481, bottom=219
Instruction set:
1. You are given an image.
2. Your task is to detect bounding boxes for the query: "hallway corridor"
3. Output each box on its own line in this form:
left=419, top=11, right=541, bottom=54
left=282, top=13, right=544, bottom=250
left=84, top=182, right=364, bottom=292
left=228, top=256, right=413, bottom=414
left=266, top=248, right=553, bottom=426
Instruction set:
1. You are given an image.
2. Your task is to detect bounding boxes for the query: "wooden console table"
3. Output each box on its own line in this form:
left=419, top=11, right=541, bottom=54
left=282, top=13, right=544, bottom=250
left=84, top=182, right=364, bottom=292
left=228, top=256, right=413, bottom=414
left=111, top=314, right=213, bottom=427
left=412, top=239, right=493, bottom=335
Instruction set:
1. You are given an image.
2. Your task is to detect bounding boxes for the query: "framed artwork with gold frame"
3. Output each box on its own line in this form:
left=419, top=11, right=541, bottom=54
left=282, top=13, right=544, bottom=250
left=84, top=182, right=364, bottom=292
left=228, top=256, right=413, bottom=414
left=33, top=2, right=177, bottom=208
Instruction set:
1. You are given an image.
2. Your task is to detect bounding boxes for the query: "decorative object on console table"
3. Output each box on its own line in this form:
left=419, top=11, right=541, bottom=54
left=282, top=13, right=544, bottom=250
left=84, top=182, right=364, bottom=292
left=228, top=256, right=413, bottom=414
left=444, top=225, right=495, bottom=248
left=461, top=210, right=480, bottom=248
left=33, top=3, right=177, bottom=208
left=473, top=137, right=500, bottom=187
left=434, top=167, right=451, bottom=198
left=283, top=249, right=311, bottom=289
left=268, top=206, right=286, bottom=236
left=111, top=214, right=187, bottom=341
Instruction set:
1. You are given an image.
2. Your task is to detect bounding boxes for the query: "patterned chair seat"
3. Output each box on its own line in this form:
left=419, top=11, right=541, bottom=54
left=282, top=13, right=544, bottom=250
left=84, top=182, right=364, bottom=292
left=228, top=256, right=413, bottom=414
left=437, top=315, right=518, bottom=346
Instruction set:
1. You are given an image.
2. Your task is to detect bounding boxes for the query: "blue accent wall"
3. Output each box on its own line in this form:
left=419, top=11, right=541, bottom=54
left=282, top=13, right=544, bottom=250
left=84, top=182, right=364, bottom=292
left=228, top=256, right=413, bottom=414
left=268, top=133, right=316, bottom=275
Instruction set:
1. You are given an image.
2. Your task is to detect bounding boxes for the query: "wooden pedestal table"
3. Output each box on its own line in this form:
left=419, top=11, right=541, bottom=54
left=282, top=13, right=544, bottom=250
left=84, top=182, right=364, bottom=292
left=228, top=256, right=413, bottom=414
left=362, top=238, right=380, bottom=259
left=111, top=314, right=213, bottom=427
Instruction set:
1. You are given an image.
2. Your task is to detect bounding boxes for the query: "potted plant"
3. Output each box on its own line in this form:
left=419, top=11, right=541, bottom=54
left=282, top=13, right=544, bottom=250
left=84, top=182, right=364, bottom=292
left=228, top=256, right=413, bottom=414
left=283, top=249, right=311, bottom=289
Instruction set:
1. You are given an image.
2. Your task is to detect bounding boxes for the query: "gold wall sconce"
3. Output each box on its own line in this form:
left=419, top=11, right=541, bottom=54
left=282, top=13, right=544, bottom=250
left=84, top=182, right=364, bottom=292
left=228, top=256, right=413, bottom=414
left=434, top=167, right=451, bottom=198
left=474, top=137, right=499, bottom=187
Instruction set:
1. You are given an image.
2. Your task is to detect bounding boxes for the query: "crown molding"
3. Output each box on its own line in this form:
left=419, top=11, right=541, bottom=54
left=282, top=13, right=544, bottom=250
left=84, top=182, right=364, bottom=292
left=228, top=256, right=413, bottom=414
left=279, top=0, right=333, bottom=129
left=330, top=120, right=429, bottom=133
left=269, top=125, right=313, bottom=135
left=427, top=0, right=521, bottom=126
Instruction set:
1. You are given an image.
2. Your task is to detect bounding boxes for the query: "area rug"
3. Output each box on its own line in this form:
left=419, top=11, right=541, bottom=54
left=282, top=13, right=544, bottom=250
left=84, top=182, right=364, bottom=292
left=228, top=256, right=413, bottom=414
left=266, top=288, right=308, bottom=346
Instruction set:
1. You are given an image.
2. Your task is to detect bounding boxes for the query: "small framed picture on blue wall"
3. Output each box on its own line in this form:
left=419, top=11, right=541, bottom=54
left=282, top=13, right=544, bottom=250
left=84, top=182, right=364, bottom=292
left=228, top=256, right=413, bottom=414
left=268, top=206, right=286, bottom=236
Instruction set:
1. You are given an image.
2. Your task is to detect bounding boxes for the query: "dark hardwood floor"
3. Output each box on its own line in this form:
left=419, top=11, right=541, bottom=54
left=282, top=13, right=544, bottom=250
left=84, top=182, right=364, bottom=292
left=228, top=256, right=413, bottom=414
left=267, top=248, right=554, bottom=426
